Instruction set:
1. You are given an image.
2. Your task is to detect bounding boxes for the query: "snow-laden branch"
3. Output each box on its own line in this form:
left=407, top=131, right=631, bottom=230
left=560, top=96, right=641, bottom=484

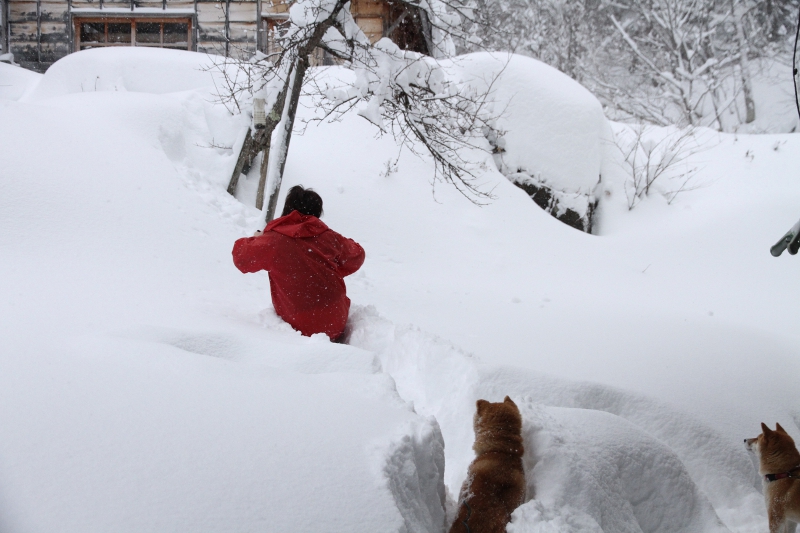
left=308, top=38, right=500, bottom=202
left=214, top=0, right=503, bottom=212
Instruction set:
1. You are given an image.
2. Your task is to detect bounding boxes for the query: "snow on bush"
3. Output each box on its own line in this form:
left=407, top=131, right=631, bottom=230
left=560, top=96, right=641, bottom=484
left=607, top=123, right=714, bottom=210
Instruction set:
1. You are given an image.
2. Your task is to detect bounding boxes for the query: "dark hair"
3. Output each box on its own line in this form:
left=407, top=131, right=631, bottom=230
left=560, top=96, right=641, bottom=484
left=281, top=185, right=323, bottom=218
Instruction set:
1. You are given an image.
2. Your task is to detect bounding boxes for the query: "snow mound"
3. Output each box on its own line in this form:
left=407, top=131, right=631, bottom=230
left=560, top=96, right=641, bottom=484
left=512, top=404, right=728, bottom=533
left=0, top=61, right=42, bottom=101
left=347, top=306, right=759, bottom=533
left=0, top=333, right=447, bottom=533
left=448, top=53, right=608, bottom=194
left=23, top=47, right=227, bottom=101
left=0, top=76, right=446, bottom=532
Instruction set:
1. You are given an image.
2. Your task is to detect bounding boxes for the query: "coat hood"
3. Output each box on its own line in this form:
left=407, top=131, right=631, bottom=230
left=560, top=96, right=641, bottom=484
left=265, top=210, right=329, bottom=238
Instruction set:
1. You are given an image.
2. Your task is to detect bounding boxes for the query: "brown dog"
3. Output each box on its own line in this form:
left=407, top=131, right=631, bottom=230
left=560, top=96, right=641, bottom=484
left=745, top=423, right=800, bottom=533
left=449, top=396, right=526, bottom=533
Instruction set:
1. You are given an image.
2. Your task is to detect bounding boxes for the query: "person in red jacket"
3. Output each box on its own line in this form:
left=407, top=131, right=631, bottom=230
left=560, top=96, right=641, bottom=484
left=232, top=185, right=365, bottom=341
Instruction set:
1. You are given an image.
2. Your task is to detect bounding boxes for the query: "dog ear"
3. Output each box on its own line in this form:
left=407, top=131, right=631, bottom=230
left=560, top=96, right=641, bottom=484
left=504, top=396, right=517, bottom=406
left=476, top=399, right=489, bottom=415
left=777, top=423, right=787, bottom=434
left=762, top=422, right=772, bottom=434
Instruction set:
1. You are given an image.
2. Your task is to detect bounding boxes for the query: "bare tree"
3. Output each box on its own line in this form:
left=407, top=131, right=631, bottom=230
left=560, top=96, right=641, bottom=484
left=215, top=0, right=500, bottom=222
left=464, top=0, right=797, bottom=131
left=730, top=0, right=756, bottom=123
left=214, top=0, right=353, bottom=220
left=600, top=0, right=737, bottom=128
left=305, top=40, right=502, bottom=201
left=459, top=0, right=608, bottom=83
left=613, top=124, right=708, bottom=209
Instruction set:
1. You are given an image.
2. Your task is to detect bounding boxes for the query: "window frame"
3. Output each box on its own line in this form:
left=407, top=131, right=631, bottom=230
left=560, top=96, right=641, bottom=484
left=73, top=17, right=193, bottom=52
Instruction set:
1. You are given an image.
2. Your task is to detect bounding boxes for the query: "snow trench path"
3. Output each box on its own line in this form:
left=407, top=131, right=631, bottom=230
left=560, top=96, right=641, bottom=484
left=346, top=305, right=764, bottom=533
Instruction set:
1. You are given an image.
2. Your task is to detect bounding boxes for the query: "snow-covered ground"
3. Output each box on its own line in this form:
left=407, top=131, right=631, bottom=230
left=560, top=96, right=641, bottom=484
left=2, top=47, right=800, bottom=533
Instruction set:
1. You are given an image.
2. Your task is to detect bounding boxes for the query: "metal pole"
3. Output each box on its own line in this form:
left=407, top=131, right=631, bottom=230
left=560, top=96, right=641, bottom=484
left=256, top=0, right=262, bottom=51
left=0, top=0, right=7, bottom=56
left=793, top=0, right=800, bottom=126
left=36, top=0, right=41, bottom=67
left=224, top=0, right=230, bottom=56
left=193, top=0, right=197, bottom=51
left=68, top=0, right=73, bottom=52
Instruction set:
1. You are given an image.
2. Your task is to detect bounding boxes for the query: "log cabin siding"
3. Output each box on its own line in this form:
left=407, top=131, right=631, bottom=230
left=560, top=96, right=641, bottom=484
left=2, top=0, right=428, bottom=71
left=7, top=0, right=71, bottom=69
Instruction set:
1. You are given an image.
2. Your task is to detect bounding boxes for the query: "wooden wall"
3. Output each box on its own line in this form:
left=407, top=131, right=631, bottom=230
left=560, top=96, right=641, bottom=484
left=5, top=0, right=423, bottom=71
left=8, top=0, right=71, bottom=70
left=350, top=0, right=386, bottom=44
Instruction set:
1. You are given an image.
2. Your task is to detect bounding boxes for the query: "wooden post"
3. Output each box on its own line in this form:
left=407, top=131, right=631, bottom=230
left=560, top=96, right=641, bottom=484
left=226, top=128, right=253, bottom=196
left=255, top=139, right=270, bottom=209
left=68, top=0, right=73, bottom=52
left=224, top=0, right=231, bottom=56
left=264, top=56, right=307, bottom=222
left=36, top=0, right=41, bottom=66
left=256, top=0, right=262, bottom=52
left=226, top=82, right=291, bottom=203
left=1, top=0, right=7, bottom=55
left=193, top=0, right=198, bottom=51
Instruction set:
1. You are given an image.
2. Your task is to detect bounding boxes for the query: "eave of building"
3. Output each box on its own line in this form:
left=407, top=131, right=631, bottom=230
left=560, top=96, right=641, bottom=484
left=70, top=7, right=196, bottom=14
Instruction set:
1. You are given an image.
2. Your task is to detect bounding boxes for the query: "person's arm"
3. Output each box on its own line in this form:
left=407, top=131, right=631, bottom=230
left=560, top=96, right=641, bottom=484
left=335, top=237, right=365, bottom=277
left=232, top=235, right=273, bottom=273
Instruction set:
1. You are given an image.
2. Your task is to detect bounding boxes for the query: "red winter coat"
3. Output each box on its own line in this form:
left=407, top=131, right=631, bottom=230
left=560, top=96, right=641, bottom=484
left=232, top=211, right=365, bottom=340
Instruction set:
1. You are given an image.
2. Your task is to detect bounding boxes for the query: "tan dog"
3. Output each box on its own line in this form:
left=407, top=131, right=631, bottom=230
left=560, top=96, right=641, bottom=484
left=449, top=396, right=526, bottom=533
left=745, top=423, right=800, bottom=533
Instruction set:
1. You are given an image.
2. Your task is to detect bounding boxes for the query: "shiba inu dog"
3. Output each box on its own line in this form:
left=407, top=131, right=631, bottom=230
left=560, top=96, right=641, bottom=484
left=745, top=423, right=800, bottom=533
left=449, top=396, right=526, bottom=533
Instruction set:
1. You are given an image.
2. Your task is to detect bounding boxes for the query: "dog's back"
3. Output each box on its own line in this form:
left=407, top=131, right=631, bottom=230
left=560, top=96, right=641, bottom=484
left=449, top=397, right=526, bottom=533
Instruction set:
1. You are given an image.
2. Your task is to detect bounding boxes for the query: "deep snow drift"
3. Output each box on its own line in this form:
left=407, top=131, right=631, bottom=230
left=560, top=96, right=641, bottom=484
left=2, top=47, right=800, bottom=533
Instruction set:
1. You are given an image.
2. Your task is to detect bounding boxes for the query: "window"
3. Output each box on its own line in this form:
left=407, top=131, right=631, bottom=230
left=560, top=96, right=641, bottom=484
left=75, top=19, right=192, bottom=51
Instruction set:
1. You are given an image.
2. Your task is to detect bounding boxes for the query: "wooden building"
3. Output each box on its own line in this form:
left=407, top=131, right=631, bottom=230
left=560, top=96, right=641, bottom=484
left=0, top=0, right=433, bottom=72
